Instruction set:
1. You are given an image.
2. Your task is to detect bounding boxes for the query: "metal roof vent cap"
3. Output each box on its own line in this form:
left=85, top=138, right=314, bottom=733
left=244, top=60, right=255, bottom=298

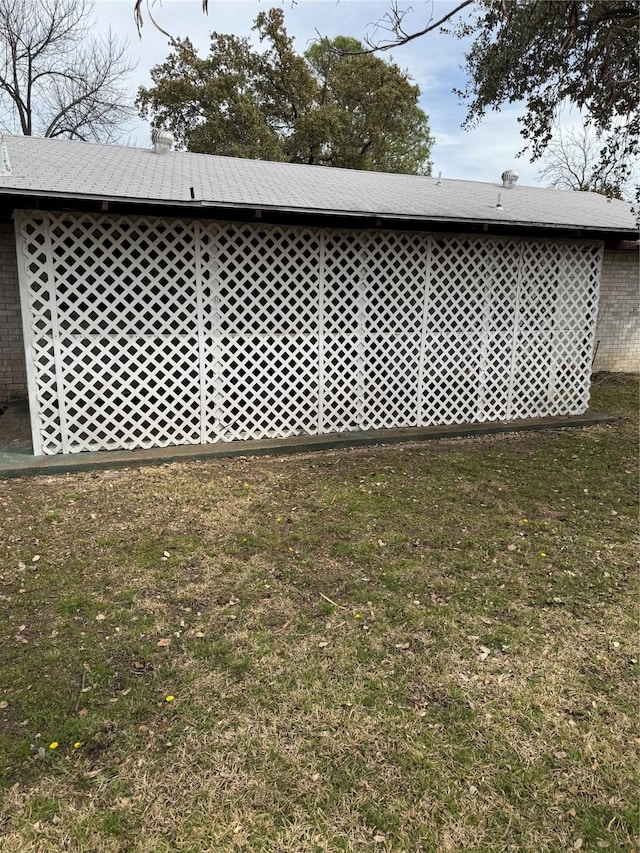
left=501, top=169, right=519, bottom=189
left=152, top=128, right=174, bottom=155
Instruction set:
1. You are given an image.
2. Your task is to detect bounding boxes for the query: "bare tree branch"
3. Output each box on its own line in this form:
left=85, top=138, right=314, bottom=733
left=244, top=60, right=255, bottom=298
left=323, top=0, right=475, bottom=56
left=539, top=124, right=636, bottom=200
left=0, top=0, right=136, bottom=141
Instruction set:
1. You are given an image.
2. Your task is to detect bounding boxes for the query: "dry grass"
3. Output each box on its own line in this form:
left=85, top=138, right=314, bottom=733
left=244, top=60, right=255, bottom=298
left=0, top=374, right=638, bottom=852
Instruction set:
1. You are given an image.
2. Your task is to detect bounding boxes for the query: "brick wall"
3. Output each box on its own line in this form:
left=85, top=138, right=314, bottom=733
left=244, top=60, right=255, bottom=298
left=593, top=248, right=640, bottom=373
left=0, top=220, right=27, bottom=403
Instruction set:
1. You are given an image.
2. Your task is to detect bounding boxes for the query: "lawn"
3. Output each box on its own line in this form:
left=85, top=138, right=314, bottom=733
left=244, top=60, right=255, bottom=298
left=0, top=373, right=637, bottom=852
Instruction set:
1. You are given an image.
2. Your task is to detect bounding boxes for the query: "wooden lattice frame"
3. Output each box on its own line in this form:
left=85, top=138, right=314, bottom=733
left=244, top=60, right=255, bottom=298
left=15, top=210, right=603, bottom=454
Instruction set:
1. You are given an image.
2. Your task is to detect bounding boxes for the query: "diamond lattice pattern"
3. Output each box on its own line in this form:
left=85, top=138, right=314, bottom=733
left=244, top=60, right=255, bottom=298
left=15, top=211, right=602, bottom=454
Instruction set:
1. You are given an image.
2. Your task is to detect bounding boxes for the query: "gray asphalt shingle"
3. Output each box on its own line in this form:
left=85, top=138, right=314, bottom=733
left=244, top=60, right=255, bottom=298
left=0, top=134, right=636, bottom=233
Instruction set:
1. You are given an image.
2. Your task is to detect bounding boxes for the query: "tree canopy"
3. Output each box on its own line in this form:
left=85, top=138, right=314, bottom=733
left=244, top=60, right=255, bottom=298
left=136, top=8, right=433, bottom=174
left=456, top=1, right=638, bottom=192
left=134, top=0, right=638, bottom=194
left=0, top=0, right=135, bottom=141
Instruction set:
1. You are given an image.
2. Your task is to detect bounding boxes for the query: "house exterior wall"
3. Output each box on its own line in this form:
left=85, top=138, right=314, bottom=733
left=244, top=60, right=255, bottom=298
left=0, top=220, right=27, bottom=403
left=15, top=209, right=604, bottom=455
left=593, top=248, right=639, bottom=373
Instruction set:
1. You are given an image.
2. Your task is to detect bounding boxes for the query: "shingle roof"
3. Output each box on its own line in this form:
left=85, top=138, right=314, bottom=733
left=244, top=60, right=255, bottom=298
left=1, top=134, right=637, bottom=234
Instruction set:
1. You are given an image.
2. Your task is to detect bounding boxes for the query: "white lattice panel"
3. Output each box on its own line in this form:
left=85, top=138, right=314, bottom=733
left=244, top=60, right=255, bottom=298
left=14, top=210, right=603, bottom=454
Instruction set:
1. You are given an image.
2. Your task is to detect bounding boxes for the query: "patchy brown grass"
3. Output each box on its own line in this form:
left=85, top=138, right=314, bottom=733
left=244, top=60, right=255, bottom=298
left=0, top=373, right=638, bottom=852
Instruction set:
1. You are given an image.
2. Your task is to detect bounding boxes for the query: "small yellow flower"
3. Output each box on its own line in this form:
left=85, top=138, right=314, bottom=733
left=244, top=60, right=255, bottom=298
left=521, top=519, right=529, bottom=524
left=354, top=613, right=361, bottom=619
left=540, top=553, right=547, bottom=557
left=74, top=742, right=82, bottom=749
left=49, top=742, right=59, bottom=750
left=165, top=695, right=175, bottom=703
left=276, top=517, right=282, bottom=523
left=243, top=482, right=249, bottom=489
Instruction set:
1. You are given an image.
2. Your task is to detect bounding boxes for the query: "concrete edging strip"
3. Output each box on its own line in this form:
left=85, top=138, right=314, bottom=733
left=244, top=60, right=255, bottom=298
left=0, top=411, right=616, bottom=479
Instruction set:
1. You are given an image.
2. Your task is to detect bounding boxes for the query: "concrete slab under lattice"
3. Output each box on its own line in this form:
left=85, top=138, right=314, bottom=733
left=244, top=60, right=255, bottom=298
left=0, top=410, right=615, bottom=479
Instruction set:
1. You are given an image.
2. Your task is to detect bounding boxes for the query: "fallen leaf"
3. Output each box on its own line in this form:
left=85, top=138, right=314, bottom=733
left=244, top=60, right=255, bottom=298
left=568, top=785, right=579, bottom=795
left=157, top=638, right=171, bottom=647
left=395, top=642, right=410, bottom=650
left=573, top=839, right=583, bottom=850
left=507, top=544, right=517, bottom=551
left=478, top=646, right=491, bottom=661
left=77, top=708, right=88, bottom=717
left=83, top=768, right=103, bottom=778
left=194, top=631, right=205, bottom=638
left=554, top=751, right=568, bottom=759
left=95, top=613, right=106, bottom=621
left=0, top=701, right=8, bottom=709
left=318, top=641, right=329, bottom=648
left=373, top=835, right=386, bottom=843
left=31, top=555, right=40, bottom=563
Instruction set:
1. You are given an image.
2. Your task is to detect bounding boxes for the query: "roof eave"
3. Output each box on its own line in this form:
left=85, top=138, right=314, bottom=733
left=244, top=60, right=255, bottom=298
left=1, top=186, right=637, bottom=237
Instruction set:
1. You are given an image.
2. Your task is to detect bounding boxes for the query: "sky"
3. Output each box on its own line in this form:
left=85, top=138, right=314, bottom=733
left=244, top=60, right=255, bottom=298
left=93, top=0, right=552, bottom=187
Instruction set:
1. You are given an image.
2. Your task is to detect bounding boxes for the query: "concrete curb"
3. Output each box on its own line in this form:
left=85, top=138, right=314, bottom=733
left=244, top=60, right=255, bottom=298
left=0, top=411, right=616, bottom=479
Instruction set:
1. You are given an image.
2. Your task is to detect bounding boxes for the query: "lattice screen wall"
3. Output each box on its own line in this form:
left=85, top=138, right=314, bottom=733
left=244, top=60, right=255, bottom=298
left=15, top=210, right=602, bottom=455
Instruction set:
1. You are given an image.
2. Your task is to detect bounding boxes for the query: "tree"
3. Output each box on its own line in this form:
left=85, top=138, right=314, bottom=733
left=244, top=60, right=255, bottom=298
left=136, top=8, right=433, bottom=174
left=539, top=125, right=635, bottom=200
left=357, top=0, right=638, bottom=195
left=0, top=0, right=135, bottom=141
left=133, top=1, right=638, bottom=194
left=456, top=2, right=638, bottom=192
left=301, top=35, right=432, bottom=172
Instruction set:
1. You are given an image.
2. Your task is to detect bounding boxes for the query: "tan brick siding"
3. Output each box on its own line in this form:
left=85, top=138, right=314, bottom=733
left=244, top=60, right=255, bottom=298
left=0, top=220, right=27, bottom=403
left=593, top=249, right=640, bottom=373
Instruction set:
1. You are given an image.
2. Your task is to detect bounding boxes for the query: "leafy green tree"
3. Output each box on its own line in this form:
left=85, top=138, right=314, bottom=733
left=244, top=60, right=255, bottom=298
left=136, top=9, right=433, bottom=174
left=356, top=0, right=638, bottom=194
left=301, top=35, right=432, bottom=172
left=456, top=1, right=638, bottom=191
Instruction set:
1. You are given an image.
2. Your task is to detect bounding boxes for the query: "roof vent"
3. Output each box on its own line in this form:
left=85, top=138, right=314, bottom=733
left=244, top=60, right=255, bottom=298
left=501, top=169, right=519, bottom=189
left=151, top=128, right=174, bottom=155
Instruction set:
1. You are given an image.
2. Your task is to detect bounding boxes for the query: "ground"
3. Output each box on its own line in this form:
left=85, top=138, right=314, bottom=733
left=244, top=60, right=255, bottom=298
left=0, top=374, right=637, bottom=852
